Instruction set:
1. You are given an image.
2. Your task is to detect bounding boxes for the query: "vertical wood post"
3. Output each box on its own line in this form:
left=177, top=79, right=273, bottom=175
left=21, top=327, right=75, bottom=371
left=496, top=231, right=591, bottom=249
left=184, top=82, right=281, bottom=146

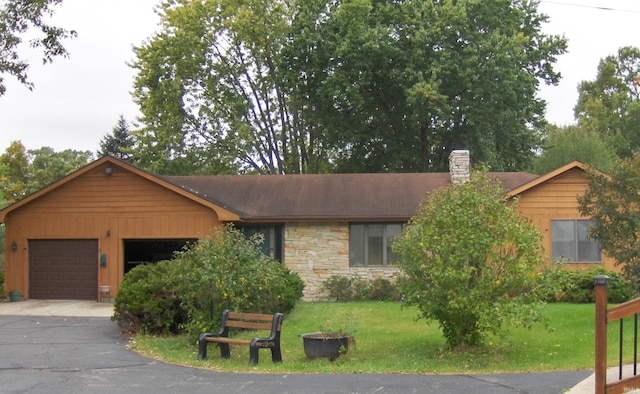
left=595, top=275, right=610, bottom=394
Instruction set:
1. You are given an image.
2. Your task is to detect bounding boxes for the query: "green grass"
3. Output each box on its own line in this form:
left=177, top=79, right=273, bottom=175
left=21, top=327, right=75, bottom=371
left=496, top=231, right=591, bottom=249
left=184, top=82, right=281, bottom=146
left=129, top=302, right=635, bottom=374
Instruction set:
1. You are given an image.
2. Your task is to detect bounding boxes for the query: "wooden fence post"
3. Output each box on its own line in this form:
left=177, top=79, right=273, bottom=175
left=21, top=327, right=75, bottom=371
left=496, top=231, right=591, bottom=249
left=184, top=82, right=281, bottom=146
left=595, top=274, right=610, bottom=394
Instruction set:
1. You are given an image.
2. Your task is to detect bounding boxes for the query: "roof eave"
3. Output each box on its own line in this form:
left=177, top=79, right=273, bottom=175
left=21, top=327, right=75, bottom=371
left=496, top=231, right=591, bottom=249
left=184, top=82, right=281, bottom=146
left=506, top=160, right=589, bottom=197
left=232, top=215, right=414, bottom=223
left=0, top=156, right=242, bottom=223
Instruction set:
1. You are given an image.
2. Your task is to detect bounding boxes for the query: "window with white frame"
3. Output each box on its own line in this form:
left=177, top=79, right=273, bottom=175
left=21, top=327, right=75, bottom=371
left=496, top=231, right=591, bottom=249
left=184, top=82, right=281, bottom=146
left=551, top=220, right=601, bottom=263
left=349, top=223, right=403, bottom=266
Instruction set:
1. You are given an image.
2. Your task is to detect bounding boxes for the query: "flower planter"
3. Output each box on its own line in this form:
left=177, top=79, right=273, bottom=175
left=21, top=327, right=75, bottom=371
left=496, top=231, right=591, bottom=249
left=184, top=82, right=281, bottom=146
left=300, top=332, right=353, bottom=361
left=9, top=290, right=21, bottom=302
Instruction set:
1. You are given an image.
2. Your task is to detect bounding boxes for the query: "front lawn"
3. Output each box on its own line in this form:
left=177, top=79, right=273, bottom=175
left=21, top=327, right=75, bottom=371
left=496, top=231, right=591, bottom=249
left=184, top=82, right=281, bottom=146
left=129, top=301, right=626, bottom=374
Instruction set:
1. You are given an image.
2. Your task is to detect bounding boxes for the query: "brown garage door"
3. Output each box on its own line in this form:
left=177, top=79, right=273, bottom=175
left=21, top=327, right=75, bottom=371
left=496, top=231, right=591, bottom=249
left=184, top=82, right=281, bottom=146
left=29, top=240, right=99, bottom=300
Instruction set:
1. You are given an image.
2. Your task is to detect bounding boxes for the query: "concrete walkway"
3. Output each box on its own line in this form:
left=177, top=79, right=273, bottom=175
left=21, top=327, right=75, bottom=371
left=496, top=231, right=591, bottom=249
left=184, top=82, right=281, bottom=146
left=0, top=299, right=114, bottom=317
left=566, top=364, right=640, bottom=393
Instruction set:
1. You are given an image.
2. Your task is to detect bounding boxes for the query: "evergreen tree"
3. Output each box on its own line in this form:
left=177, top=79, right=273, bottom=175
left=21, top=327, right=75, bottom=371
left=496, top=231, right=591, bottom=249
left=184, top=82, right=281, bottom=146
left=98, top=115, right=135, bottom=161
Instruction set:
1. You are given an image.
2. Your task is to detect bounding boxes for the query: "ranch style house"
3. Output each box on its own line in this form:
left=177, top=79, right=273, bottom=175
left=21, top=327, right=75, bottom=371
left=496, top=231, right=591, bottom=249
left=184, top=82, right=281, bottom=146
left=0, top=150, right=613, bottom=301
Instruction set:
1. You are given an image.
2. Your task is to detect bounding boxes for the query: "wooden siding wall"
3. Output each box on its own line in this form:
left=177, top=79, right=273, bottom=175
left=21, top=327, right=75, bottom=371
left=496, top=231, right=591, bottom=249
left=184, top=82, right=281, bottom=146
left=515, top=168, right=617, bottom=271
left=4, top=164, right=221, bottom=299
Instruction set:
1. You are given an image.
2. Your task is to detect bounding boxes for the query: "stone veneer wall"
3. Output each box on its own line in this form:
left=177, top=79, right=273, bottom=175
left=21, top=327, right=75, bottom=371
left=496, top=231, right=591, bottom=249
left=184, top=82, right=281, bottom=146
left=284, top=222, right=400, bottom=300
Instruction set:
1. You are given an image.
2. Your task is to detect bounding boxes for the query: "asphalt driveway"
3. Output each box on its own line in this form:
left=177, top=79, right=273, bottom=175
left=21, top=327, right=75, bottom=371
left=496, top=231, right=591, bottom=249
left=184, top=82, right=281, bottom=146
left=0, top=301, right=593, bottom=393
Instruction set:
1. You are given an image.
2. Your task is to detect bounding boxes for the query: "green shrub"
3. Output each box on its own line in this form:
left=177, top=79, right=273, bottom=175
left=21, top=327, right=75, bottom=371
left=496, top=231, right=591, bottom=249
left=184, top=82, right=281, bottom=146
left=564, top=267, right=633, bottom=304
left=393, top=173, right=549, bottom=348
left=351, top=279, right=371, bottom=301
left=113, top=225, right=304, bottom=336
left=320, top=276, right=354, bottom=301
left=368, top=277, right=402, bottom=301
left=541, top=265, right=634, bottom=304
left=112, top=260, right=189, bottom=334
left=538, top=264, right=574, bottom=303
left=320, top=275, right=400, bottom=302
left=177, top=226, right=304, bottom=337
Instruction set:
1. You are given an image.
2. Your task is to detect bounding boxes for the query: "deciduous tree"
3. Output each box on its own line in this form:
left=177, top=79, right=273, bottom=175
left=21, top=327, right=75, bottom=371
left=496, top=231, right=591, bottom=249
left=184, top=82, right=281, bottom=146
left=132, top=0, right=566, bottom=174
left=0, top=141, right=29, bottom=206
left=132, top=0, right=326, bottom=175
left=26, top=146, right=92, bottom=194
left=0, top=141, right=92, bottom=207
left=287, top=0, right=567, bottom=172
left=532, top=124, right=616, bottom=174
left=0, top=0, right=76, bottom=95
left=579, top=153, right=640, bottom=290
left=575, top=46, right=640, bottom=158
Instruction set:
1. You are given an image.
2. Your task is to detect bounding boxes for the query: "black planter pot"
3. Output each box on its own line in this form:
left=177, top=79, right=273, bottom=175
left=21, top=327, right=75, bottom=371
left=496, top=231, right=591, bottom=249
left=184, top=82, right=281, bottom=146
left=300, top=332, right=352, bottom=361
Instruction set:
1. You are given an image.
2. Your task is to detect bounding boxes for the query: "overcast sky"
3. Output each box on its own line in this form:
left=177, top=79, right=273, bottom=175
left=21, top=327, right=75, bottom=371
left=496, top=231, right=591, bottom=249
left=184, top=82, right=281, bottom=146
left=0, top=0, right=639, bottom=155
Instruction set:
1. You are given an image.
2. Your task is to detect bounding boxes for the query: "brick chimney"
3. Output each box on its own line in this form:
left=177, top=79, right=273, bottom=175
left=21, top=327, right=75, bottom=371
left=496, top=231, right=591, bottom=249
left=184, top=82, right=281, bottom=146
left=449, top=150, right=470, bottom=185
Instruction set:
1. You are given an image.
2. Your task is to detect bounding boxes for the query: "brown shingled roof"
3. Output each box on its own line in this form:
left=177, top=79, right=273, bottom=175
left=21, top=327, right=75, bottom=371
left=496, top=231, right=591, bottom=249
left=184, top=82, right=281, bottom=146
left=161, top=172, right=538, bottom=222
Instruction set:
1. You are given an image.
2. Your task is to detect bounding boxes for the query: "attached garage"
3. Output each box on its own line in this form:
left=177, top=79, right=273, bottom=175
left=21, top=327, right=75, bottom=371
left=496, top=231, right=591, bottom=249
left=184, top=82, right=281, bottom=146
left=29, top=240, right=98, bottom=300
left=0, top=156, right=239, bottom=301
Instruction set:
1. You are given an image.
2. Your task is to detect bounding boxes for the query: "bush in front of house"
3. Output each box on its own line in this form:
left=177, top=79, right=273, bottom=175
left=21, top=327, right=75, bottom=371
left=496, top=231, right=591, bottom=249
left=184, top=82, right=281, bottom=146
left=112, top=259, right=189, bottom=333
left=367, top=277, right=402, bottom=301
left=393, top=172, right=549, bottom=349
left=541, top=265, right=634, bottom=304
left=320, top=275, right=401, bottom=302
left=112, top=225, right=304, bottom=336
left=321, top=276, right=354, bottom=301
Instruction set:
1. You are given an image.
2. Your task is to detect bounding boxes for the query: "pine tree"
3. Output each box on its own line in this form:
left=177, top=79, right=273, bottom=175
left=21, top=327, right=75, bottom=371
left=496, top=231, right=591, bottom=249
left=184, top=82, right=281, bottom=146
left=98, top=115, right=135, bottom=161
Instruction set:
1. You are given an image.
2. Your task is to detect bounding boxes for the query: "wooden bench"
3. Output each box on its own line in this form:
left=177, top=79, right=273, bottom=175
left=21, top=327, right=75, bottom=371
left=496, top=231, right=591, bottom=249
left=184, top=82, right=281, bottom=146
left=197, top=309, right=284, bottom=366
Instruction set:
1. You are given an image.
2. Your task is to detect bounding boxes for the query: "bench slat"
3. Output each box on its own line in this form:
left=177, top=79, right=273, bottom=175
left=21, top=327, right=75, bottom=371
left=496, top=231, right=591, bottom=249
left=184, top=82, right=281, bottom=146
left=225, top=320, right=273, bottom=331
left=227, top=312, right=274, bottom=321
left=203, top=337, right=251, bottom=345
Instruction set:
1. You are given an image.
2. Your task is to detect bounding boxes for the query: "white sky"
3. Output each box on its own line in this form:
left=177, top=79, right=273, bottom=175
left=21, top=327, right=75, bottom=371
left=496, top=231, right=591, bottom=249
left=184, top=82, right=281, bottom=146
left=0, top=0, right=638, bottom=154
